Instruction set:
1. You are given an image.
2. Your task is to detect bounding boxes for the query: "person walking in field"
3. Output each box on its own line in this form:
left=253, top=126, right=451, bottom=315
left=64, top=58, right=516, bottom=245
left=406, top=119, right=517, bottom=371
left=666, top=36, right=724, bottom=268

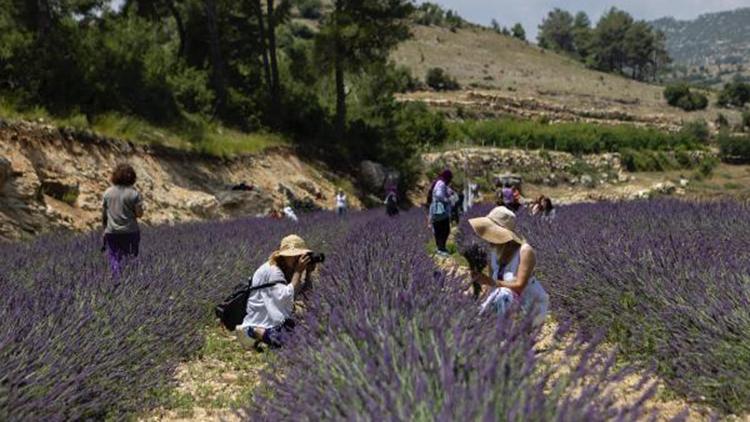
left=102, top=163, right=144, bottom=274
left=335, top=190, right=348, bottom=216
left=428, top=169, right=454, bottom=257
left=235, top=235, right=316, bottom=349
left=385, top=188, right=399, bottom=217
left=468, top=206, right=549, bottom=327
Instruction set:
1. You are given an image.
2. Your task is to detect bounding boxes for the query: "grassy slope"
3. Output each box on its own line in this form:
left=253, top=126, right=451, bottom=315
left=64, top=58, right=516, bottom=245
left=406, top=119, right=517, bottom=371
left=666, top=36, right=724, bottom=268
left=393, top=25, right=741, bottom=125
left=0, top=100, right=287, bottom=157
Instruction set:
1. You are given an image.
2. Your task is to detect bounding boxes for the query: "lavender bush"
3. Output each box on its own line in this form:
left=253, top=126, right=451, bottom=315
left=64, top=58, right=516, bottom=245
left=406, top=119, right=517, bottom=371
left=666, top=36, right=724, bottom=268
left=1, top=207, right=666, bottom=420
left=0, top=213, right=342, bottom=420
left=250, top=210, right=652, bottom=420
left=458, top=200, right=750, bottom=414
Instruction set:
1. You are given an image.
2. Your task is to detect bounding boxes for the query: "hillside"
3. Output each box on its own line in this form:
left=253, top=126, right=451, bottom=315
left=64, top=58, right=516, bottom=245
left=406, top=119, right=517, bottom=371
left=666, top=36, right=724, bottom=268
left=0, top=120, right=360, bottom=241
left=393, top=25, right=742, bottom=129
left=650, top=8, right=750, bottom=67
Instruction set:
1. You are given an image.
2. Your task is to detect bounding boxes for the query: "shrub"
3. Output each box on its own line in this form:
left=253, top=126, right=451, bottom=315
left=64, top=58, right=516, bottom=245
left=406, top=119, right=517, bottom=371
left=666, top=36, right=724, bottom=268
left=396, top=102, right=448, bottom=147
left=680, top=119, right=710, bottom=143
left=717, top=81, right=750, bottom=108
left=448, top=118, right=702, bottom=155
left=664, top=84, right=708, bottom=111
left=425, top=67, right=460, bottom=91
left=718, top=131, right=750, bottom=164
left=742, top=110, right=750, bottom=131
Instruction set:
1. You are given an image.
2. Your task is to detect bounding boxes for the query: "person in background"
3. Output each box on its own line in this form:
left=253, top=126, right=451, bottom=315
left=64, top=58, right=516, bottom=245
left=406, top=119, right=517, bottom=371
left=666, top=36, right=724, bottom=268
left=427, top=169, right=454, bottom=257
left=385, top=188, right=399, bottom=217
left=530, top=195, right=545, bottom=216
left=540, top=196, right=555, bottom=221
left=530, top=195, right=556, bottom=220
left=102, top=163, right=144, bottom=274
left=283, top=204, right=299, bottom=223
left=451, top=190, right=464, bottom=224
left=499, top=182, right=522, bottom=213
left=468, top=206, right=549, bottom=327
left=335, top=190, right=348, bottom=217
left=236, top=235, right=316, bottom=349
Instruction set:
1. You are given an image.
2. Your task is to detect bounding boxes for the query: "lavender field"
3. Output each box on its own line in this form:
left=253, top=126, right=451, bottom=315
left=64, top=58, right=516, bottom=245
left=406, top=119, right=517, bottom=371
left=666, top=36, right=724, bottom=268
left=459, top=200, right=750, bottom=415
left=1, top=201, right=747, bottom=419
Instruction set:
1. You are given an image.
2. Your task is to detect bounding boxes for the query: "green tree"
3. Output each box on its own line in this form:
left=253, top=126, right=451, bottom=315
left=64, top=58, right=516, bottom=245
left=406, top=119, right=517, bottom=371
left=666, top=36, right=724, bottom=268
left=537, top=8, right=575, bottom=53
left=590, top=7, right=633, bottom=73
left=623, top=21, right=654, bottom=80
left=717, top=80, right=750, bottom=108
left=572, top=11, right=592, bottom=60
left=511, top=22, right=526, bottom=41
left=314, top=0, right=414, bottom=141
left=490, top=18, right=500, bottom=33
left=664, top=84, right=708, bottom=111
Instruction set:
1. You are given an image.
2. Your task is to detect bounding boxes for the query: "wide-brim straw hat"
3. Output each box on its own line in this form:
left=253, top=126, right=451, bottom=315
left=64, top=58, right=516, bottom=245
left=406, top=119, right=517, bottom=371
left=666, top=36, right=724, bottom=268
left=275, top=234, right=312, bottom=257
left=468, top=206, right=525, bottom=245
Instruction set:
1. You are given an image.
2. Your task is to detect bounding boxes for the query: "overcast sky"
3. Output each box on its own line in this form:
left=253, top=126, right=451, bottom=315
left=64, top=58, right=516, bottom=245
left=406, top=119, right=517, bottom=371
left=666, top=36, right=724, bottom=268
left=427, top=0, right=750, bottom=40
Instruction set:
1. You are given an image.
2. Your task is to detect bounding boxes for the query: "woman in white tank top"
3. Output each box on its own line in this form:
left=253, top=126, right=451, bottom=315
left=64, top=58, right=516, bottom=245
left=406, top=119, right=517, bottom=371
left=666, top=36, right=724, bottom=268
left=468, top=206, right=549, bottom=327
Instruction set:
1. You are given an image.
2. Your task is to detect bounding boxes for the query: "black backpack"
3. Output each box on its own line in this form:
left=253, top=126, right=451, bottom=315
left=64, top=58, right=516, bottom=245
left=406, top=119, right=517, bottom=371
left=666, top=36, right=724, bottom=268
left=215, top=280, right=285, bottom=330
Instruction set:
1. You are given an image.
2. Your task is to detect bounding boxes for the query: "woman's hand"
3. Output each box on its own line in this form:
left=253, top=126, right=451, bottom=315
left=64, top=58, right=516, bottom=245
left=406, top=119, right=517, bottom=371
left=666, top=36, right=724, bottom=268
left=470, top=270, right=495, bottom=287
left=295, top=255, right=312, bottom=275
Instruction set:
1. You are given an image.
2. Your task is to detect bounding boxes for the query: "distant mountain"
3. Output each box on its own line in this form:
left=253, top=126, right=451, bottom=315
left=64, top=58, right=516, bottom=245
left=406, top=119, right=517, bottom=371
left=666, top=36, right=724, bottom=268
left=650, top=8, right=750, bottom=67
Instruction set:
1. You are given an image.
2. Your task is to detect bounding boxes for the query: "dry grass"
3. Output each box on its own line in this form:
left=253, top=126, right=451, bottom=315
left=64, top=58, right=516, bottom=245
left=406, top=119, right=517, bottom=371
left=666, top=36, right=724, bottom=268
left=393, top=25, right=742, bottom=127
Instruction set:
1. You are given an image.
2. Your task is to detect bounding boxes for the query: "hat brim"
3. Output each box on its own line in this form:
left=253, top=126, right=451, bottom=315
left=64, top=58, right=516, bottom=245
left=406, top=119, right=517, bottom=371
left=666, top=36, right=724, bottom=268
left=468, top=217, right=524, bottom=245
left=276, top=248, right=311, bottom=257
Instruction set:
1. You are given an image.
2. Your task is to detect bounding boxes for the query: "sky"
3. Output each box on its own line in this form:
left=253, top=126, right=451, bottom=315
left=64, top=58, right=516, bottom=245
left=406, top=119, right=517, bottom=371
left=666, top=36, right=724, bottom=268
left=428, top=0, right=750, bottom=40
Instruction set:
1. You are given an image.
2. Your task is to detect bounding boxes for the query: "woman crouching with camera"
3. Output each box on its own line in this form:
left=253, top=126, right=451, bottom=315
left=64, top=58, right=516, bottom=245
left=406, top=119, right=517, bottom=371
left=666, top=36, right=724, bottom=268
left=236, top=234, right=318, bottom=349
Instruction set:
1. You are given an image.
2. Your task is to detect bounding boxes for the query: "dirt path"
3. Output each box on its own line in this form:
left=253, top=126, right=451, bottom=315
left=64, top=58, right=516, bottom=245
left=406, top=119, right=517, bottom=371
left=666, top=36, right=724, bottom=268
left=141, top=328, right=266, bottom=421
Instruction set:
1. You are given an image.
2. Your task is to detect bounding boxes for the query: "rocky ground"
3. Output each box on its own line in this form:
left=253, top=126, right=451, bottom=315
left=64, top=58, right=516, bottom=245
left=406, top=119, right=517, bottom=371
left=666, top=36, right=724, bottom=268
left=0, top=120, right=360, bottom=241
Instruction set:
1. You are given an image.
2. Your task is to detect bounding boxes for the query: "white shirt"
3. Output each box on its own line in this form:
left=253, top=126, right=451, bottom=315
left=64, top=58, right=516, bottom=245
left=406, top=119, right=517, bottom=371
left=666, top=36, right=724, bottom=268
left=336, top=193, right=347, bottom=208
left=283, top=206, right=298, bottom=222
left=489, top=248, right=549, bottom=315
left=240, top=262, right=295, bottom=329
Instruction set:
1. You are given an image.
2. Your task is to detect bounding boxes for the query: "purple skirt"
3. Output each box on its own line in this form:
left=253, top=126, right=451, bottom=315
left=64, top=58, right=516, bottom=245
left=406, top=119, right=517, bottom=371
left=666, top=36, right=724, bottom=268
left=104, top=232, right=140, bottom=274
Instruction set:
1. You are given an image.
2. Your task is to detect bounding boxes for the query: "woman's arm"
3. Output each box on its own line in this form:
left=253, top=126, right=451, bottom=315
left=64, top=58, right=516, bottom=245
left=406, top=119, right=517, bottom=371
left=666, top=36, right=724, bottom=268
left=134, top=192, right=144, bottom=218
left=471, top=270, right=497, bottom=287
left=290, top=255, right=312, bottom=294
left=499, top=245, right=536, bottom=294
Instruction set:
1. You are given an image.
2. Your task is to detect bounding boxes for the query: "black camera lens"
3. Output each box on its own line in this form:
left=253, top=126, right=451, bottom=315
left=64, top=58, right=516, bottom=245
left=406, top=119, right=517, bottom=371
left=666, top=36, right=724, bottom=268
left=308, top=252, right=325, bottom=264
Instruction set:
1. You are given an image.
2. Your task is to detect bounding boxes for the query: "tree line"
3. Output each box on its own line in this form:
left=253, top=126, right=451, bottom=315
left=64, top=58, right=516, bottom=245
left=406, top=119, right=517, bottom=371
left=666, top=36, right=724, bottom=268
left=0, top=0, right=445, bottom=189
left=536, top=7, right=671, bottom=81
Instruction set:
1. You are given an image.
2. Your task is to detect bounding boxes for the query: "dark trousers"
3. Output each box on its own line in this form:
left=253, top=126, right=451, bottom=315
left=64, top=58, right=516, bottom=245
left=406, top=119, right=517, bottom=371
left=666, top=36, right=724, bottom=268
left=249, top=319, right=296, bottom=348
left=104, top=232, right=140, bottom=275
left=433, top=218, right=450, bottom=252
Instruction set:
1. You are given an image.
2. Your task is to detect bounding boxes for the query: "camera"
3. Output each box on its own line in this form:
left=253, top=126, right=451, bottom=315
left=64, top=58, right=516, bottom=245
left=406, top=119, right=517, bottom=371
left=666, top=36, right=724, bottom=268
left=306, top=252, right=326, bottom=264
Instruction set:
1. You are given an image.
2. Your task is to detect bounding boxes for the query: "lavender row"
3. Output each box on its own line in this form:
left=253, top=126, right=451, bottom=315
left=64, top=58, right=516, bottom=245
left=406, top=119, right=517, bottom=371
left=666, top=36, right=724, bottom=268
left=458, top=200, right=750, bottom=414
left=250, top=210, right=653, bottom=420
left=0, top=213, right=345, bottom=420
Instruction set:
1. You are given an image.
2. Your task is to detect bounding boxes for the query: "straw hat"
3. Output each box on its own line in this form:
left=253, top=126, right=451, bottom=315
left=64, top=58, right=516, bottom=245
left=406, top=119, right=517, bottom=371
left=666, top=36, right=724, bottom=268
left=468, top=206, right=525, bottom=245
left=275, top=234, right=312, bottom=257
